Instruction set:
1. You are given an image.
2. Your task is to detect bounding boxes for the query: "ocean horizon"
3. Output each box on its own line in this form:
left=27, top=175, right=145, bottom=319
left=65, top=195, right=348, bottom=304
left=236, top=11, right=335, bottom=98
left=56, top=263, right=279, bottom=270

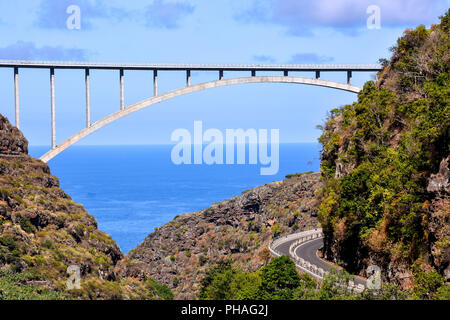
left=29, top=143, right=321, bottom=253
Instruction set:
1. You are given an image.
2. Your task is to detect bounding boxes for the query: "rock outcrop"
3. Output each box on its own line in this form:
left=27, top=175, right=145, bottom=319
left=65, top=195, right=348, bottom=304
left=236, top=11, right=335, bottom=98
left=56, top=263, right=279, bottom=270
left=0, top=115, right=28, bottom=155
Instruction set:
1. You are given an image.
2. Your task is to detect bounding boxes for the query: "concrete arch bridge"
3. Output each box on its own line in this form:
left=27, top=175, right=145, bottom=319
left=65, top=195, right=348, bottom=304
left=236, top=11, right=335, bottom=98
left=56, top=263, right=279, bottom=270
left=0, top=60, right=382, bottom=162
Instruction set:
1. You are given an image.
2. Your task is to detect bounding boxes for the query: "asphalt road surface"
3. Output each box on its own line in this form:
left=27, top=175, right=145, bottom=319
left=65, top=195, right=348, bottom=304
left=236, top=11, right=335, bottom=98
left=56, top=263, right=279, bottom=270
left=275, top=236, right=366, bottom=287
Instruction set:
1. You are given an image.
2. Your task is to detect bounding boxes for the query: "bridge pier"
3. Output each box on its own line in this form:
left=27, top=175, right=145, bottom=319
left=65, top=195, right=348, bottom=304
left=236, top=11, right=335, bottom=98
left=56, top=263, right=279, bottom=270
left=153, top=70, right=158, bottom=96
left=85, top=69, right=90, bottom=127
left=316, top=71, right=320, bottom=79
left=219, top=69, right=224, bottom=80
left=284, top=70, right=288, bottom=77
left=50, top=68, right=56, bottom=150
left=120, top=69, right=124, bottom=110
left=186, top=70, right=191, bottom=86
left=347, top=71, right=352, bottom=85
left=251, top=70, right=256, bottom=77
left=14, top=67, right=19, bottom=129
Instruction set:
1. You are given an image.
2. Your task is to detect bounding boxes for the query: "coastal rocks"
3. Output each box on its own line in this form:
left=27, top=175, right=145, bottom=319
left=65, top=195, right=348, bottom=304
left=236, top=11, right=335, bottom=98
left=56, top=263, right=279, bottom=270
left=119, top=172, right=322, bottom=299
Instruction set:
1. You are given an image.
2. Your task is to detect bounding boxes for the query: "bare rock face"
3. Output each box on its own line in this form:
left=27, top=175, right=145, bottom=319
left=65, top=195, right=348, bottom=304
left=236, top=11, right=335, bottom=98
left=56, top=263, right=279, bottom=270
left=427, top=156, right=450, bottom=282
left=427, top=156, right=450, bottom=195
left=335, top=161, right=356, bottom=179
left=0, top=115, right=28, bottom=155
left=117, top=173, right=322, bottom=299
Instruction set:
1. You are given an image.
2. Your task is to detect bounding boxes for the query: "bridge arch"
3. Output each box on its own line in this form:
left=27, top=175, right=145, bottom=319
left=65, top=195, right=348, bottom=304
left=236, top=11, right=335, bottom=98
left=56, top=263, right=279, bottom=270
left=40, top=75, right=361, bottom=162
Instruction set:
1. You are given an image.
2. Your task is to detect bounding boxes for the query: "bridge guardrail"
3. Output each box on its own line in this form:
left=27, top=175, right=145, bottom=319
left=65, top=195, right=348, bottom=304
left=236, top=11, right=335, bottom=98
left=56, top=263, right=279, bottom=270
left=270, top=228, right=323, bottom=249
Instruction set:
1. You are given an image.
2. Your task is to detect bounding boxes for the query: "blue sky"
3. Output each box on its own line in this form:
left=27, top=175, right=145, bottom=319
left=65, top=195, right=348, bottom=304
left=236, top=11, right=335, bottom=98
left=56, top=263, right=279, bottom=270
left=0, top=0, right=448, bottom=147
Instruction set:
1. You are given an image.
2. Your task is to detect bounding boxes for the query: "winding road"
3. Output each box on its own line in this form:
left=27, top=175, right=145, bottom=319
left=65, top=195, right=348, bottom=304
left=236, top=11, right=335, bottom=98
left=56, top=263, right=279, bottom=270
left=272, top=233, right=367, bottom=287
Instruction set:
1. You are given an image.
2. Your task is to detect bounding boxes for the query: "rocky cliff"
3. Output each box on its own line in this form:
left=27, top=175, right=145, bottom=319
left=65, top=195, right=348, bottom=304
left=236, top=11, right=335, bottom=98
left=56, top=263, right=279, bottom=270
left=426, top=156, right=450, bottom=281
left=317, top=12, right=449, bottom=288
left=0, top=114, right=170, bottom=299
left=118, top=173, right=321, bottom=299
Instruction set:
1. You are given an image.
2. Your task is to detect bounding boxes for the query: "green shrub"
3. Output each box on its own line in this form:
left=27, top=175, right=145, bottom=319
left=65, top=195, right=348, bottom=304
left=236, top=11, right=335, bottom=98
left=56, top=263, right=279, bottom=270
left=43, top=239, right=53, bottom=249
left=412, top=263, right=446, bottom=299
left=0, top=270, right=64, bottom=300
left=148, top=279, right=174, bottom=300
left=272, top=223, right=282, bottom=236
left=17, top=215, right=36, bottom=234
left=199, top=255, right=208, bottom=266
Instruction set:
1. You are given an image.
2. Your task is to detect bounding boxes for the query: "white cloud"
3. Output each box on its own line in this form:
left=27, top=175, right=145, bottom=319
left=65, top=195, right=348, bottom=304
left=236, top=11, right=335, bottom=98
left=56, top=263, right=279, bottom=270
left=234, top=0, right=449, bottom=35
left=0, top=41, right=88, bottom=60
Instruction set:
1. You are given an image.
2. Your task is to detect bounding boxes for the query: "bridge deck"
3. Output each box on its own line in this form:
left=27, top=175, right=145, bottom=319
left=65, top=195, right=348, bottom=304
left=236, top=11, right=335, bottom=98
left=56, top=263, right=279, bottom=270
left=0, top=60, right=382, bottom=72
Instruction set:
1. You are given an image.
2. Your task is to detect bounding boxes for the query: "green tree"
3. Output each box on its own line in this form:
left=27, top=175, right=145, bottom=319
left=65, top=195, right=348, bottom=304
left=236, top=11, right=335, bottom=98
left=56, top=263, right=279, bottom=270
left=433, top=285, right=450, bottom=300
left=412, top=263, right=446, bottom=300
left=293, top=273, right=319, bottom=300
left=199, top=260, right=262, bottom=300
left=199, top=259, right=233, bottom=299
left=318, top=267, right=355, bottom=300
left=233, top=271, right=261, bottom=300
left=257, top=256, right=302, bottom=300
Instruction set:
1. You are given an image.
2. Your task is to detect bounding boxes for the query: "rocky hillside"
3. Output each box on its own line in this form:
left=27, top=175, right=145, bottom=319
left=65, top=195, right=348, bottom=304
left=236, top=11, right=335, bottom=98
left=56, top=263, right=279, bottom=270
left=317, top=11, right=449, bottom=288
left=0, top=114, right=171, bottom=299
left=118, top=172, right=321, bottom=299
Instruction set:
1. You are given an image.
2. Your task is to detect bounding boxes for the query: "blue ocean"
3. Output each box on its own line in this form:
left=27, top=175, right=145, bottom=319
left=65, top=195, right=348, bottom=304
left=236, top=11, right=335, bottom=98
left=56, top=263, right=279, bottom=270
left=29, top=144, right=321, bottom=253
